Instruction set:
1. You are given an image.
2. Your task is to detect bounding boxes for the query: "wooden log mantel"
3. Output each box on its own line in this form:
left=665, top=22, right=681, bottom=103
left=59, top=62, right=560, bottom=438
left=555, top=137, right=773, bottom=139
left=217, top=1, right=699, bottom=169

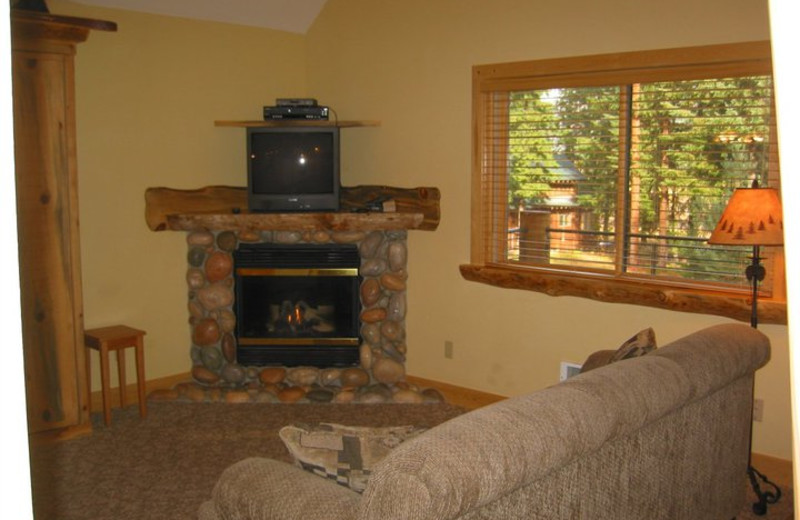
left=144, top=185, right=440, bottom=232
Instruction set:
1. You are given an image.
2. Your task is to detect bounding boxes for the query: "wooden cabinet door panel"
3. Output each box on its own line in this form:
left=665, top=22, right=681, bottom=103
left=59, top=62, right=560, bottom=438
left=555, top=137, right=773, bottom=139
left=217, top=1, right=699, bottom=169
left=12, top=50, right=82, bottom=432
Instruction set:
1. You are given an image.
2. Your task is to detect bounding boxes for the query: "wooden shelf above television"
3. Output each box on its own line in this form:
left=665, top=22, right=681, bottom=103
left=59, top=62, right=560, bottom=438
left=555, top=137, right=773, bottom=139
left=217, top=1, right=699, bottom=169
left=214, top=120, right=380, bottom=128
left=145, top=185, right=440, bottom=232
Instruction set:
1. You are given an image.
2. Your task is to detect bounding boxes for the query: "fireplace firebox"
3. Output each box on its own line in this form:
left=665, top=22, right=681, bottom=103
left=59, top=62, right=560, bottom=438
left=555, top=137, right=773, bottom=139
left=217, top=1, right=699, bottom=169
left=233, top=243, right=361, bottom=367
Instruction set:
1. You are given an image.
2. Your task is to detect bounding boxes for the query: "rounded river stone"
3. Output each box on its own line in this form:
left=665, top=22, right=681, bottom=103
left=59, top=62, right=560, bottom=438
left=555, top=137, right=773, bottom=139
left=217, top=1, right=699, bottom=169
left=388, top=241, right=407, bottom=271
left=372, top=357, right=405, bottom=384
left=200, top=346, right=223, bottom=370
left=259, top=367, right=286, bottom=385
left=380, top=272, right=406, bottom=291
left=380, top=320, right=402, bottom=341
left=387, top=292, right=406, bottom=321
left=216, top=231, right=238, bottom=251
left=187, top=231, right=214, bottom=246
left=306, top=388, right=334, bottom=402
left=275, top=231, right=302, bottom=243
left=187, top=247, right=206, bottom=267
left=361, top=258, right=388, bottom=277
left=359, top=231, right=384, bottom=258
left=359, top=343, right=373, bottom=369
left=361, top=308, right=387, bottom=323
left=287, top=367, right=319, bottom=386
left=188, top=300, right=204, bottom=320
left=311, top=231, right=331, bottom=243
left=205, top=251, right=233, bottom=282
left=238, top=230, right=261, bottom=242
left=320, top=368, right=341, bottom=386
left=361, top=323, right=381, bottom=345
left=340, top=367, right=370, bottom=387
left=333, top=389, right=356, bottom=403
left=360, top=278, right=381, bottom=307
left=186, top=268, right=206, bottom=289
left=278, top=386, right=306, bottom=403
left=197, top=283, right=234, bottom=310
left=331, top=231, right=365, bottom=243
left=225, top=390, right=250, bottom=403
left=357, top=384, right=392, bottom=403
left=393, top=389, right=424, bottom=404
left=217, top=309, right=236, bottom=333
left=221, top=363, right=247, bottom=385
left=221, top=333, right=236, bottom=363
left=192, top=365, right=220, bottom=385
left=193, top=318, right=220, bottom=346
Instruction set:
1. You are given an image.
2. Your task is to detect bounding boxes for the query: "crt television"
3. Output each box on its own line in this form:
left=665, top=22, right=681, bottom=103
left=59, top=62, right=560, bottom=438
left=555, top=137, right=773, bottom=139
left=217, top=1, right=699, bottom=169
left=247, top=126, right=340, bottom=212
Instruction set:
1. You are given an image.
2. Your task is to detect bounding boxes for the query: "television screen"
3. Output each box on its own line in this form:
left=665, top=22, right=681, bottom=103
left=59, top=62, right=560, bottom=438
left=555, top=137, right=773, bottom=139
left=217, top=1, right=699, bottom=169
left=247, top=126, right=340, bottom=212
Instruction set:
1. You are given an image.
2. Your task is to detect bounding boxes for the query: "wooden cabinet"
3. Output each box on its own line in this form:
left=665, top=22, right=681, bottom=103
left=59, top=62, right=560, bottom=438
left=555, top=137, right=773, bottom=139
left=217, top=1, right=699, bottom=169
left=11, top=11, right=115, bottom=434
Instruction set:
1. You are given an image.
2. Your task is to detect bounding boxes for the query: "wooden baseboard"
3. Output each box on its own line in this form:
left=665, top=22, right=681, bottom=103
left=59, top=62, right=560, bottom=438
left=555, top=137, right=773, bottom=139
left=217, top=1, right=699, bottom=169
left=29, top=421, right=93, bottom=446
left=88, top=372, right=191, bottom=413
left=405, top=375, right=506, bottom=410
left=751, top=452, right=793, bottom=489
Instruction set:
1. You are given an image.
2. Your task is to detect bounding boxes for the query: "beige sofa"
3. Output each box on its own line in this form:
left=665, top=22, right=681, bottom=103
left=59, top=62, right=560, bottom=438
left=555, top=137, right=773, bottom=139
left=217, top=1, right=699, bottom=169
left=199, top=323, right=770, bottom=520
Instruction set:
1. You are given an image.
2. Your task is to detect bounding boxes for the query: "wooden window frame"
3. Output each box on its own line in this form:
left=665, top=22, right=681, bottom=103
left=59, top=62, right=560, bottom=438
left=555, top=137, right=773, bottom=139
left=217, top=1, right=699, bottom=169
left=461, top=41, right=787, bottom=324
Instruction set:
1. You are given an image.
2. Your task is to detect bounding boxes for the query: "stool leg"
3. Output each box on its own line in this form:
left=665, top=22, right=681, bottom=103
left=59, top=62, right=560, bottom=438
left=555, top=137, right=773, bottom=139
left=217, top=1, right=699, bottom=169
left=85, top=346, right=92, bottom=415
left=117, top=348, right=127, bottom=409
left=100, top=345, right=112, bottom=426
left=135, top=335, right=147, bottom=419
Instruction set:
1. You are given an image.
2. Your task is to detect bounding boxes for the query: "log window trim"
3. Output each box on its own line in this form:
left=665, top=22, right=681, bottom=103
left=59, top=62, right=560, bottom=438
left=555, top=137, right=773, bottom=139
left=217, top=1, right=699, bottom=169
left=462, top=41, right=787, bottom=324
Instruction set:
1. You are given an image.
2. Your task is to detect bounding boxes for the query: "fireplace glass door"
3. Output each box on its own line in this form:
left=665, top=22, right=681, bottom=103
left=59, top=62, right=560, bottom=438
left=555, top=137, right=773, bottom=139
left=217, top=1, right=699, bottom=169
left=234, top=244, right=361, bottom=367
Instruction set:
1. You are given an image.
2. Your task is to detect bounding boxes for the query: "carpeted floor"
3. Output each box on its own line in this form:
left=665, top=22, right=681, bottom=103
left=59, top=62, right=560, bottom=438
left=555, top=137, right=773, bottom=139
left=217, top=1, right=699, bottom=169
left=29, top=402, right=793, bottom=520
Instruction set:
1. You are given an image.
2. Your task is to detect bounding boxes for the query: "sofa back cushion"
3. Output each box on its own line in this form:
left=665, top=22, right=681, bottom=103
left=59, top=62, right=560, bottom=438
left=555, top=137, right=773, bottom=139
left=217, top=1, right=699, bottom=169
left=358, top=324, right=770, bottom=520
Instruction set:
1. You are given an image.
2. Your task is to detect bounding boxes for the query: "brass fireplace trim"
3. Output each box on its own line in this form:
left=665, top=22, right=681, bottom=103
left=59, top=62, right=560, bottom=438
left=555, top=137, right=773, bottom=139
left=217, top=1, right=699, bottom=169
left=236, top=268, right=359, bottom=277
left=237, top=337, right=360, bottom=346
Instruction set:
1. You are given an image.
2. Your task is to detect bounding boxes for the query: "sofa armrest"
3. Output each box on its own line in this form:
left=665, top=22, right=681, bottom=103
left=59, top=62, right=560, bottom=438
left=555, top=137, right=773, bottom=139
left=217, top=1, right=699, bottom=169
left=200, top=458, right=360, bottom=520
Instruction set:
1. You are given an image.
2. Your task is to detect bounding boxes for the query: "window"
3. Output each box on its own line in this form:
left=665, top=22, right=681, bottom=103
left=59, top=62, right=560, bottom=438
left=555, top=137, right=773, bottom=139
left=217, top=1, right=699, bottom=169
left=462, top=42, right=786, bottom=324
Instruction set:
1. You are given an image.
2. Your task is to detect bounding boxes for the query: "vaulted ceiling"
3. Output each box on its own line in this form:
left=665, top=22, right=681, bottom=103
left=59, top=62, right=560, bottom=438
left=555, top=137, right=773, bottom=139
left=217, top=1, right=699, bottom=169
left=71, top=0, right=328, bottom=34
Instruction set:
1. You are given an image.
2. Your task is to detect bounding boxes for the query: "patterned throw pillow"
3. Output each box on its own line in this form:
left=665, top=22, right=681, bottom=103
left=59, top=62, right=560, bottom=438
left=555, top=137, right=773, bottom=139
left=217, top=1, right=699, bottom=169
left=609, top=327, right=657, bottom=362
left=580, top=327, right=657, bottom=373
left=279, top=423, right=426, bottom=493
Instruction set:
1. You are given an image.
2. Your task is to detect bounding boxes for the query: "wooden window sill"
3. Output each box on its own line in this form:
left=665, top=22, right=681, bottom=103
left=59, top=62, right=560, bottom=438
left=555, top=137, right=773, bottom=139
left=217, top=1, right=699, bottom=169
left=459, top=263, right=787, bottom=325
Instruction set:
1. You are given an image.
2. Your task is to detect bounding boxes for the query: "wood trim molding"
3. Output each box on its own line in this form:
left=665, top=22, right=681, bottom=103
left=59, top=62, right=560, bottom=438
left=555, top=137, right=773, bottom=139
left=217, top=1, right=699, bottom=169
left=405, top=375, right=506, bottom=410
left=460, top=263, right=787, bottom=325
left=88, top=372, right=192, bottom=413
left=473, top=41, right=773, bottom=91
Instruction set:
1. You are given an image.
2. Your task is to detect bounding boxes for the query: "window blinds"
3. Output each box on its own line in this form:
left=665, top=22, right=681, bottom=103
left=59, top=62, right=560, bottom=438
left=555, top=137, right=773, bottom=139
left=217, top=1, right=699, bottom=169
left=481, top=75, right=777, bottom=291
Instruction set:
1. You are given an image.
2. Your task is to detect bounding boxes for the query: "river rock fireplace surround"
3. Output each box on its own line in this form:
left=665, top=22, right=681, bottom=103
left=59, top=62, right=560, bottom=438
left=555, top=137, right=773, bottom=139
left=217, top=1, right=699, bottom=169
left=145, top=185, right=441, bottom=404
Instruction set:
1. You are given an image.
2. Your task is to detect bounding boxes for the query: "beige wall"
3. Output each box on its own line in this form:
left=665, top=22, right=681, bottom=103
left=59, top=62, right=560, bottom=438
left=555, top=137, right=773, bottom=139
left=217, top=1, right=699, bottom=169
left=50, top=0, right=791, bottom=459
left=49, top=1, right=307, bottom=385
left=305, top=0, right=791, bottom=459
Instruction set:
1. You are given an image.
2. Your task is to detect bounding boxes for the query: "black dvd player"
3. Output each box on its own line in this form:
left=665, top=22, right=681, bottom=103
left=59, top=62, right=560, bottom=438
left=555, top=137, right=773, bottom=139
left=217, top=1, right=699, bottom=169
left=263, top=105, right=329, bottom=120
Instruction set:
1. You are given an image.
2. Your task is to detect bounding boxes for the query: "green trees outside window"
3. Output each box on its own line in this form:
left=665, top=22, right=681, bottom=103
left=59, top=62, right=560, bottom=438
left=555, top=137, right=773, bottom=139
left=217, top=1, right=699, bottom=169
left=496, top=76, right=774, bottom=290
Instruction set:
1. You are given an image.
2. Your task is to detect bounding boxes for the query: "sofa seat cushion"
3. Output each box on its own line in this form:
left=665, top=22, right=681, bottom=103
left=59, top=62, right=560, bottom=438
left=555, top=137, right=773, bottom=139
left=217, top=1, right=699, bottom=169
left=279, top=423, right=426, bottom=493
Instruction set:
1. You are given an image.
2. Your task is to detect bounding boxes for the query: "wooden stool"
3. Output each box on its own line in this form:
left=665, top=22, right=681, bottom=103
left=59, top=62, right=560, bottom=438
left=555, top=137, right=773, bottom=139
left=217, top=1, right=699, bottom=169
left=84, top=325, right=147, bottom=426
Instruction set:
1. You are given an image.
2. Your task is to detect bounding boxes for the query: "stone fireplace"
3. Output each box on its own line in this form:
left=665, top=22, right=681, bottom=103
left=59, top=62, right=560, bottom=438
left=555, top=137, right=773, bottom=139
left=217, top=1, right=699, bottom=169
left=145, top=185, right=442, bottom=404
left=182, top=227, right=432, bottom=404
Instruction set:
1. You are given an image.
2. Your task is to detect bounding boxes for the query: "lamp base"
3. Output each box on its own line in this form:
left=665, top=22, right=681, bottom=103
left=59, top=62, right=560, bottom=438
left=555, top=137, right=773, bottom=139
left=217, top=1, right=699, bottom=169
left=748, top=464, right=782, bottom=515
